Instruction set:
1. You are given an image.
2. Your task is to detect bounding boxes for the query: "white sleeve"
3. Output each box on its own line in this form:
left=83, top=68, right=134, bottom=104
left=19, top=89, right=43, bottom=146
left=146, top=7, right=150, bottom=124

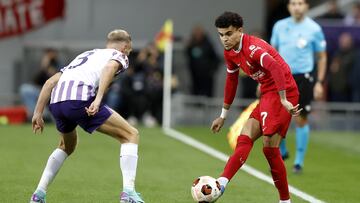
left=111, top=51, right=129, bottom=73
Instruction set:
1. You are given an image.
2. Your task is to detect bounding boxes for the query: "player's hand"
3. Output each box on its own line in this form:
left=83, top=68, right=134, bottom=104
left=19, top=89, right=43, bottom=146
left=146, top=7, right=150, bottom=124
left=211, top=117, right=225, bottom=133
left=314, top=82, right=324, bottom=100
left=281, top=99, right=302, bottom=116
left=85, top=100, right=100, bottom=116
left=32, top=113, right=44, bottom=134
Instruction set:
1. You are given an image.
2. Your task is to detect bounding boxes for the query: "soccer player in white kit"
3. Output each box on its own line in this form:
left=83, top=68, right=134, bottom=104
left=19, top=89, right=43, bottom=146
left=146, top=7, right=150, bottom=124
left=30, top=29, right=145, bottom=203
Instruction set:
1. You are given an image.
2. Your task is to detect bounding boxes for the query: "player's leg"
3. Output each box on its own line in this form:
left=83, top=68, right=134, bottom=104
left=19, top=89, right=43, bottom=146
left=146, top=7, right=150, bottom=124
left=260, top=93, right=296, bottom=203
left=279, top=139, right=289, bottom=160
left=30, top=130, right=77, bottom=203
left=263, top=134, right=290, bottom=203
left=294, top=114, right=309, bottom=173
left=96, top=110, right=144, bottom=203
left=217, top=118, right=262, bottom=194
left=293, top=73, right=312, bottom=173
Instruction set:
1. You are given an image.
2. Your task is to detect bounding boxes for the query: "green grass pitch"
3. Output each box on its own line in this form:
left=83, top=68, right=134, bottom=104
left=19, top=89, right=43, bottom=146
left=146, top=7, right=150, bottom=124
left=0, top=124, right=359, bottom=202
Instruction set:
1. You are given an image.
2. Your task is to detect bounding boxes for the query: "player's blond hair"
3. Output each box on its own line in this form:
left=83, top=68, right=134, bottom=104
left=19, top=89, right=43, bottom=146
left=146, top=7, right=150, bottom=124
left=107, top=29, right=131, bottom=43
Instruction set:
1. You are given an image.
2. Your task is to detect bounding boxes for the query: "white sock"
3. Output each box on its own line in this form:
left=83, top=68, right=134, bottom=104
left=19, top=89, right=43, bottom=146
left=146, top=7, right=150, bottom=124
left=36, top=148, right=68, bottom=192
left=217, top=177, right=229, bottom=187
left=279, top=199, right=291, bottom=203
left=120, top=143, right=138, bottom=191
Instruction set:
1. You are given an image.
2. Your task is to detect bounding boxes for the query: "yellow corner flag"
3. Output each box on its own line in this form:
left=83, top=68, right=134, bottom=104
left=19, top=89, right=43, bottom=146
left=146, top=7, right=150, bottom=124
left=227, top=100, right=259, bottom=150
left=155, top=19, right=173, bottom=52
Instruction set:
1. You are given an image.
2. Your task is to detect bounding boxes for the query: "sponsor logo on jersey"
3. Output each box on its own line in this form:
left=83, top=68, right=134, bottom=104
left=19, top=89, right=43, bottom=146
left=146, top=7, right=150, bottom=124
left=250, top=70, right=265, bottom=80
left=250, top=46, right=261, bottom=58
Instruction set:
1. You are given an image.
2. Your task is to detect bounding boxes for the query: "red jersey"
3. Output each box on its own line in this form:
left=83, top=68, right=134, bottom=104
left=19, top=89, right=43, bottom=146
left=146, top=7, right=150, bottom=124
left=223, top=34, right=298, bottom=105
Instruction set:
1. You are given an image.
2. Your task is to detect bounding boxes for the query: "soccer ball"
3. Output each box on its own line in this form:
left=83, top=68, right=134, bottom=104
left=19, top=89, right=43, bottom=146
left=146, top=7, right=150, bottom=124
left=191, top=176, right=221, bottom=203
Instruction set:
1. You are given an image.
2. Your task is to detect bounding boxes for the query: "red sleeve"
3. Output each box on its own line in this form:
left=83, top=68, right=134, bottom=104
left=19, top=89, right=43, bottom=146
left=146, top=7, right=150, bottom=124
left=224, top=68, right=239, bottom=105
left=223, top=52, right=239, bottom=105
left=248, top=45, right=286, bottom=91
left=261, top=54, right=286, bottom=91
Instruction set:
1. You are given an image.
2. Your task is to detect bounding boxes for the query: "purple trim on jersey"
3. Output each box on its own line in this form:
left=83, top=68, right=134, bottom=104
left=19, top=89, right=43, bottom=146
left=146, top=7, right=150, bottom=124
left=48, top=98, right=113, bottom=134
left=57, top=81, right=66, bottom=102
left=51, top=84, right=58, bottom=103
left=66, top=80, right=74, bottom=100
left=87, top=85, right=92, bottom=99
left=76, top=81, right=84, bottom=100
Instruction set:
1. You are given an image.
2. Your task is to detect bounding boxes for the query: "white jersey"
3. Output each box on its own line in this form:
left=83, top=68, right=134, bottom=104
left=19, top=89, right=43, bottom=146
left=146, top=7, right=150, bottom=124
left=50, top=48, right=129, bottom=104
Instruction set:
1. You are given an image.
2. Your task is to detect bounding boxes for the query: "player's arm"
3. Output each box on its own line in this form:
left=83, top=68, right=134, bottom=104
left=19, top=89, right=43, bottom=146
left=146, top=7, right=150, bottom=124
left=222, top=68, right=239, bottom=110
left=85, top=60, right=121, bottom=116
left=32, top=72, right=62, bottom=133
left=313, top=28, right=327, bottom=100
left=211, top=60, right=239, bottom=133
left=260, top=52, right=301, bottom=116
left=314, top=51, right=327, bottom=100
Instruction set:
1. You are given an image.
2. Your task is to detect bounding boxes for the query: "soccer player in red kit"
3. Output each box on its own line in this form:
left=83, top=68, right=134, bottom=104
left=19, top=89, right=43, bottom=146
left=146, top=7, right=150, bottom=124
left=211, top=12, right=302, bottom=203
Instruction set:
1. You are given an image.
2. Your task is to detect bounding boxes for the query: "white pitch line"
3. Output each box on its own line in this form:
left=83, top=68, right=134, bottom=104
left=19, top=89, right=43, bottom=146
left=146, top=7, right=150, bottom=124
left=163, top=127, right=325, bottom=203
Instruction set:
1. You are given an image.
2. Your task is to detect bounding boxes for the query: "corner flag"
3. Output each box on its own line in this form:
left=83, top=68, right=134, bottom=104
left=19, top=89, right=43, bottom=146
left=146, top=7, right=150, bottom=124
left=155, top=19, right=173, bottom=52
left=227, top=100, right=259, bottom=150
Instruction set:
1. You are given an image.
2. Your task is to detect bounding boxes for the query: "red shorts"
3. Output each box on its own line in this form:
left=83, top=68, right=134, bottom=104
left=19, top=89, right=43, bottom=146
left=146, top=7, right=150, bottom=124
left=250, top=92, right=299, bottom=137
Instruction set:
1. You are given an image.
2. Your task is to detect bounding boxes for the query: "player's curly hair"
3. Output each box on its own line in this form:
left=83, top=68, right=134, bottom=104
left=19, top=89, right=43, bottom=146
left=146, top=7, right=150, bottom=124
left=215, top=11, right=243, bottom=28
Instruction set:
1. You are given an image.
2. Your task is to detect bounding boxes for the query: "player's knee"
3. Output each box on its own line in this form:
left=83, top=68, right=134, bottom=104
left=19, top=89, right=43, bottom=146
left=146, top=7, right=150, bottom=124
left=127, top=127, right=139, bottom=142
left=262, top=135, right=280, bottom=148
left=262, top=136, right=272, bottom=147
left=114, top=126, right=139, bottom=143
left=58, top=142, right=77, bottom=156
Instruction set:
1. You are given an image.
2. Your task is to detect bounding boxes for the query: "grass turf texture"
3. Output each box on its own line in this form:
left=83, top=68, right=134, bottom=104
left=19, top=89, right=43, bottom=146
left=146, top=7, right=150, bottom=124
left=177, top=127, right=360, bottom=203
left=0, top=124, right=359, bottom=202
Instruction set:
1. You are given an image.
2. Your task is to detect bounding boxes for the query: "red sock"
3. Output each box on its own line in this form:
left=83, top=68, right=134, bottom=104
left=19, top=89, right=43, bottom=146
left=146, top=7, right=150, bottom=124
left=221, top=135, right=253, bottom=180
left=263, top=147, right=290, bottom=200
